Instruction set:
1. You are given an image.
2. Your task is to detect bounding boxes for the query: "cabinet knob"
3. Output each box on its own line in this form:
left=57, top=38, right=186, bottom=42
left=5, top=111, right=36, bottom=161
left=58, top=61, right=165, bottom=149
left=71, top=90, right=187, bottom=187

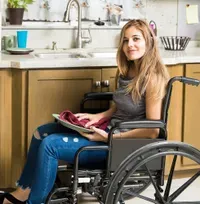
left=102, top=80, right=110, bottom=87
left=95, top=81, right=101, bottom=87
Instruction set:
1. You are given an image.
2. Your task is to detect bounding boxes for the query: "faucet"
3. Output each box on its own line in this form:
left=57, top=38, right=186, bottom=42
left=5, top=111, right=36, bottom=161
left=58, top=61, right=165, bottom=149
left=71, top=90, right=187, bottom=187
left=51, top=41, right=57, bottom=50
left=63, top=0, right=92, bottom=48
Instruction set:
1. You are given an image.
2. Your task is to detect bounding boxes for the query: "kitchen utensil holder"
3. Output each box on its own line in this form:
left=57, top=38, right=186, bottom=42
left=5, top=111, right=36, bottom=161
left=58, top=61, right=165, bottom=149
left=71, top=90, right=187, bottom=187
left=160, top=36, right=191, bottom=51
left=109, top=14, right=121, bottom=25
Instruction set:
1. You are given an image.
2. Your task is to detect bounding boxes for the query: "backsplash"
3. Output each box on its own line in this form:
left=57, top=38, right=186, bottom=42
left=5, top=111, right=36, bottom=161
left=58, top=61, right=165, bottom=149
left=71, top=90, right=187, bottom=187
left=1, top=24, right=123, bottom=49
left=1, top=0, right=200, bottom=50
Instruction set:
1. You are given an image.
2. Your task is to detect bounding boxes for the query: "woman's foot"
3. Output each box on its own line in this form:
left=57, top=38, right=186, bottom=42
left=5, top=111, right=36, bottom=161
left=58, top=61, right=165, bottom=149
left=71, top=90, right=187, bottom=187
left=0, top=188, right=30, bottom=204
left=0, top=193, right=26, bottom=204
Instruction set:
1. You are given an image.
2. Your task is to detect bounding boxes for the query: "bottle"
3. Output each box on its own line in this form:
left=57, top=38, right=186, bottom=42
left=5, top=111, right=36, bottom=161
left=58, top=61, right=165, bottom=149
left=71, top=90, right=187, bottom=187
left=149, top=20, right=157, bottom=36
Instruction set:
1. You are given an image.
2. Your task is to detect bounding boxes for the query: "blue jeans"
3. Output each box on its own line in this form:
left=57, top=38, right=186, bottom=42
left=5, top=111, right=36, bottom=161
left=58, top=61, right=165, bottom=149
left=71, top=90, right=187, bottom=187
left=16, top=122, right=107, bottom=204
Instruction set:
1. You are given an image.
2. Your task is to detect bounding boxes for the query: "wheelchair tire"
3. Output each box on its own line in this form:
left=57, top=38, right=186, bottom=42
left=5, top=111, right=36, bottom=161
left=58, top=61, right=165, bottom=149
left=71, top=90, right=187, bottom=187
left=103, top=141, right=200, bottom=204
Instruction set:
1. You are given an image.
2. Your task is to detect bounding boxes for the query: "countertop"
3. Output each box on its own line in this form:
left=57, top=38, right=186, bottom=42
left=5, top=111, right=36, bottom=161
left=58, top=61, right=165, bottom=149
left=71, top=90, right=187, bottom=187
left=0, top=47, right=200, bottom=69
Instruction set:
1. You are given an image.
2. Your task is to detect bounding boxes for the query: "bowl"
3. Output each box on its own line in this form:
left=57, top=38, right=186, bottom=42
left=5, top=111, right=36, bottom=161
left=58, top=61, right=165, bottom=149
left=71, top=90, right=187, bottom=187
left=160, top=36, right=191, bottom=51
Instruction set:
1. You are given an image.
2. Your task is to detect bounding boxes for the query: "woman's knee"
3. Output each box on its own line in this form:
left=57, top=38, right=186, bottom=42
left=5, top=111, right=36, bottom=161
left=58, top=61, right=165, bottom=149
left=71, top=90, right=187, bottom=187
left=33, top=129, right=42, bottom=140
left=32, top=128, right=50, bottom=140
left=33, top=123, right=59, bottom=140
left=39, top=135, right=58, bottom=156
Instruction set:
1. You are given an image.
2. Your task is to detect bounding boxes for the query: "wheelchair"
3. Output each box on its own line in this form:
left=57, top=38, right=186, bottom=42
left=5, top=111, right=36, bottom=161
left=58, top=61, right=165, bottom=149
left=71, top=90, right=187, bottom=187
left=46, top=76, right=200, bottom=204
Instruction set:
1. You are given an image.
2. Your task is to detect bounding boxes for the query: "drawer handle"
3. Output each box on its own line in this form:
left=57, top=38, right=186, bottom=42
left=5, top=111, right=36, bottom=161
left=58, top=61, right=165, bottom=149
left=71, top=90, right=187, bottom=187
left=102, top=80, right=110, bottom=87
left=95, top=81, right=101, bottom=87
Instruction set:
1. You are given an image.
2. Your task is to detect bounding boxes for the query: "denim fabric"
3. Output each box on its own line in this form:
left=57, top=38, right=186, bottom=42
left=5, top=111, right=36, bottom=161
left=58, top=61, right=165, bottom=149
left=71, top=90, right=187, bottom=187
left=16, top=122, right=107, bottom=204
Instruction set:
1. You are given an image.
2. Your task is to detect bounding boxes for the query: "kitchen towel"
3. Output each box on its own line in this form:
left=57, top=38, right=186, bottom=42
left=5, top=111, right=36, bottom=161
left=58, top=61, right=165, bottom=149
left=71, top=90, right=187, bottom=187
left=59, top=110, right=110, bottom=130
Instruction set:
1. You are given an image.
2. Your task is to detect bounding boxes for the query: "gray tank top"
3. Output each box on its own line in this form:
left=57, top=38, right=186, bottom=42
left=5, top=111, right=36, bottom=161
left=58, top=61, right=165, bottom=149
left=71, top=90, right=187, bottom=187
left=110, top=75, right=146, bottom=127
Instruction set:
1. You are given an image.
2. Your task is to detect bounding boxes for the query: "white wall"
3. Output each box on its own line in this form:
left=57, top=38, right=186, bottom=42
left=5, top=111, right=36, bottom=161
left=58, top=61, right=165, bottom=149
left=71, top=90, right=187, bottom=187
left=2, top=25, right=122, bottom=49
left=0, top=0, right=2, bottom=51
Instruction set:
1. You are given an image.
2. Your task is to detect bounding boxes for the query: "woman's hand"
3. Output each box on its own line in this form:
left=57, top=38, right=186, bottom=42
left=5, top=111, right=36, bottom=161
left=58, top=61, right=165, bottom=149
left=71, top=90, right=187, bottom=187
left=75, top=113, right=103, bottom=128
left=78, top=127, right=108, bottom=142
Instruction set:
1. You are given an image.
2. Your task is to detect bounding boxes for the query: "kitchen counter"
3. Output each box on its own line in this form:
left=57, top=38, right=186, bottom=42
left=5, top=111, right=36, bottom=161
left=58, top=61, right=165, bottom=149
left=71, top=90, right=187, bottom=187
left=0, top=47, right=200, bottom=69
left=0, top=55, right=12, bottom=68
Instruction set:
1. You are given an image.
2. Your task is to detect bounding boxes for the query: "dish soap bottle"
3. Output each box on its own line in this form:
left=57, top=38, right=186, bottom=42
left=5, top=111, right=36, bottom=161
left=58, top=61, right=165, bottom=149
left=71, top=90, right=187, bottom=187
left=149, top=20, right=157, bottom=36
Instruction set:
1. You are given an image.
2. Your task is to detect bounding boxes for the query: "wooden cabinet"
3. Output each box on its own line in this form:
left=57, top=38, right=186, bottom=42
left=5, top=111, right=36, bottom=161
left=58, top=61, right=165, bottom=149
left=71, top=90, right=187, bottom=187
left=166, top=64, right=200, bottom=172
left=11, top=69, right=28, bottom=187
left=165, top=65, right=184, bottom=173
left=26, top=67, right=117, bottom=145
left=0, top=70, right=12, bottom=188
left=182, top=64, right=200, bottom=166
left=27, top=68, right=117, bottom=146
left=10, top=67, right=117, bottom=186
left=7, top=64, right=200, bottom=187
left=27, top=69, right=103, bottom=145
left=101, top=68, right=117, bottom=92
left=167, top=64, right=184, bottom=145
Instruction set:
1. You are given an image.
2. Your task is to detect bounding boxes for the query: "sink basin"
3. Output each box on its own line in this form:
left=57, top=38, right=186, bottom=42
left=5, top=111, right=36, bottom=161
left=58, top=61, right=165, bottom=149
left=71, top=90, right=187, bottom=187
left=88, top=52, right=116, bottom=58
left=35, top=52, right=89, bottom=59
left=35, top=51, right=117, bottom=59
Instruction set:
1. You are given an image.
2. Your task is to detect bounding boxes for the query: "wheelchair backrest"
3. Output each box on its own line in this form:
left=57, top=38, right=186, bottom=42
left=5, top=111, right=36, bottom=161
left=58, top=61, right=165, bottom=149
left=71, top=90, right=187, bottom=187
left=110, top=138, right=164, bottom=171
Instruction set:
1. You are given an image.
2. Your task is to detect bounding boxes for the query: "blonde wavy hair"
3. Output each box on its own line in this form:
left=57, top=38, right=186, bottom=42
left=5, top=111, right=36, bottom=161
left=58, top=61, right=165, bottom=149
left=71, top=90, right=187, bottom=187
left=116, top=19, right=169, bottom=102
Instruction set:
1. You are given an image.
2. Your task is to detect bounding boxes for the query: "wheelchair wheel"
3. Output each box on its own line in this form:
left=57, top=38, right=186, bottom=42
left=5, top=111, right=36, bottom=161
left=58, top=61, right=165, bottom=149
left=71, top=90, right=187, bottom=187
left=103, top=141, right=200, bottom=204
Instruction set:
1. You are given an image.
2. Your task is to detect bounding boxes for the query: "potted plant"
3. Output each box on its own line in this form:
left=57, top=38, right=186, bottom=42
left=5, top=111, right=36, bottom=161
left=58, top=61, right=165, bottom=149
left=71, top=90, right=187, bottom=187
left=7, top=0, right=34, bottom=25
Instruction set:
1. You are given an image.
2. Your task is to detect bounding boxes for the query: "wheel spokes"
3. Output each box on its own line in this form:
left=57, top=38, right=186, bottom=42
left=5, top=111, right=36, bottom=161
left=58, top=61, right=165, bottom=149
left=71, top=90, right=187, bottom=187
left=144, top=162, right=166, bottom=204
left=122, top=188, right=160, bottom=204
left=105, top=143, right=200, bottom=204
left=164, top=155, right=177, bottom=200
left=168, top=170, right=200, bottom=203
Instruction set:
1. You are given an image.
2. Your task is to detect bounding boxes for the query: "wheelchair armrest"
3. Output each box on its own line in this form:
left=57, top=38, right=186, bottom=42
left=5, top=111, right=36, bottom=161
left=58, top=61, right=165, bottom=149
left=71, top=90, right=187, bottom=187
left=83, top=92, right=113, bottom=101
left=114, top=119, right=166, bottom=130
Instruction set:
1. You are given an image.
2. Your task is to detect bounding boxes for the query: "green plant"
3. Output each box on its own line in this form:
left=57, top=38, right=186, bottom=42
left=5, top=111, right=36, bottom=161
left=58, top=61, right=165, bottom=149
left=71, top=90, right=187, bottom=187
left=7, top=0, right=34, bottom=10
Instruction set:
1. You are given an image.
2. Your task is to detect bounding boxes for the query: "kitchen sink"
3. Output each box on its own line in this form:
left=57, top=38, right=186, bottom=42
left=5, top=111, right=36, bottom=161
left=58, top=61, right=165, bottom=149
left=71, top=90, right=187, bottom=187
left=88, top=52, right=116, bottom=58
left=35, top=51, right=117, bottom=59
left=35, top=52, right=90, bottom=59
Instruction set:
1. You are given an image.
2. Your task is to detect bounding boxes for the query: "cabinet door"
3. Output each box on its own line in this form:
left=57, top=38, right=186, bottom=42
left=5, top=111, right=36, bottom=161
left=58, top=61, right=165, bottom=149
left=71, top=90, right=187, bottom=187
left=165, top=65, right=184, bottom=173
left=167, top=65, right=184, bottom=142
left=28, top=69, right=101, bottom=146
left=183, top=64, right=200, bottom=166
left=0, top=70, right=12, bottom=187
left=101, top=68, right=117, bottom=92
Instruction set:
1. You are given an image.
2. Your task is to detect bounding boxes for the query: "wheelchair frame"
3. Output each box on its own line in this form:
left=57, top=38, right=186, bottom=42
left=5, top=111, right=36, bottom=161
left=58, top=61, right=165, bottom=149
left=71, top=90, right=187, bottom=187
left=46, top=76, right=200, bottom=204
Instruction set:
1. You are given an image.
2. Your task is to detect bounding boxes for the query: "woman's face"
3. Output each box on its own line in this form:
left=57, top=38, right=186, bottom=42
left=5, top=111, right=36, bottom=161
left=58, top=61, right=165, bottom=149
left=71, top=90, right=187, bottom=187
left=122, top=26, right=146, bottom=61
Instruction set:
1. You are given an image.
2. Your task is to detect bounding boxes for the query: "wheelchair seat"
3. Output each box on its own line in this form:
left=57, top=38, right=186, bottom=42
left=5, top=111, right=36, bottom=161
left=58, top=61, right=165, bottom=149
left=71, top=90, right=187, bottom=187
left=46, top=76, right=200, bottom=204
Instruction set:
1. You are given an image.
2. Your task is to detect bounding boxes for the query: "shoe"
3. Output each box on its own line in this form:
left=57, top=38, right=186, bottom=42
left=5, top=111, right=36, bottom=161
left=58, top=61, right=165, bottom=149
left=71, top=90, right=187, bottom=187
left=0, top=193, right=26, bottom=204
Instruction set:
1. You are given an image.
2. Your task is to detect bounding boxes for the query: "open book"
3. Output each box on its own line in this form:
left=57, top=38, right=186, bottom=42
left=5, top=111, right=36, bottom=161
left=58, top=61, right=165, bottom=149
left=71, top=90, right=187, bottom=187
left=52, top=114, right=94, bottom=133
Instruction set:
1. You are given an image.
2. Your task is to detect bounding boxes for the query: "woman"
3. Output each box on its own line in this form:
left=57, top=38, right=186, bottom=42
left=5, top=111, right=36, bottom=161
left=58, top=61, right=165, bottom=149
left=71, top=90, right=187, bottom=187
left=0, top=19, right=169, bottom=204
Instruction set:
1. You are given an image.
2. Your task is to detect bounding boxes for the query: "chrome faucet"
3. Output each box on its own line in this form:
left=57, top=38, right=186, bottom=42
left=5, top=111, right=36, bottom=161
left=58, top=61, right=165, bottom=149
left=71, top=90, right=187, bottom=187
left=63, top=0, right=92, bottom=48
left=51, top=41, right=57, bottom=50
